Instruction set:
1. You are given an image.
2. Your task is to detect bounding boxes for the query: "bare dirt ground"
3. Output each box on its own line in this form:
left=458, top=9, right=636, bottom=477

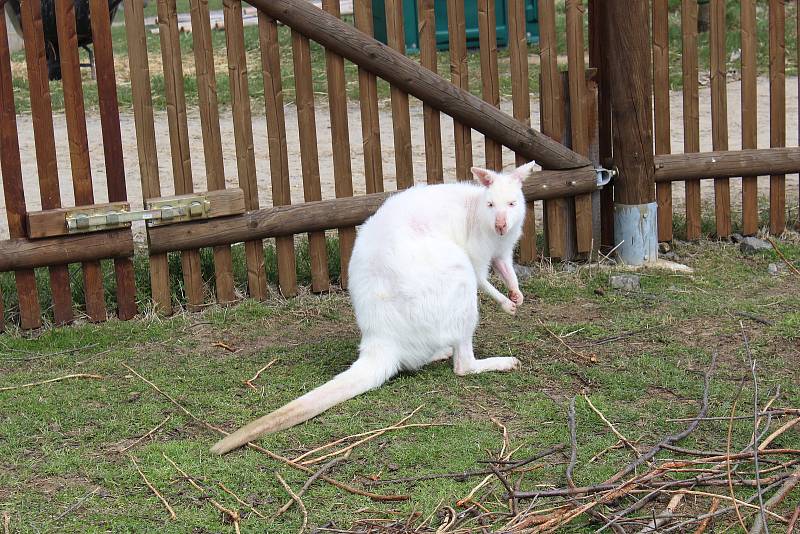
left=1, top=76, right=798, bottom=241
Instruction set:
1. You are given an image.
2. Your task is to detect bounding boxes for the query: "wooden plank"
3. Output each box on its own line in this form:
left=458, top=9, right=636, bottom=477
left=656, top=148, right=800, bottom=181
left=189, top=0, right=235, bottom=304
left=292, top=29, right=330, bottom=292
left=682, top=0, right=701, bottom=240
left=0, top=5, right=41, bottom=330
left=507, top=0, right=535, bottom=262
left=148, top=166, right=601, bottom=253
left=769, top=0, right=786, bottom=235
left=323, top=0, right=356, bottom=289
left=478, top=0, right=502, bottom=171
left=223, top=0, right=268, bottom=301
left=710, top=0, right=731, bottom=237
left=0, top=231, right=134, bottom=272
left=566, top=0, right=592, bottom=255
left=741, top=0, right=758, bottom=236
left=353, top=0, right=384, bottom=194
left=446, top=0, right=473, bottom=180
left=385, top=0, right=414, bottom=189
left=55, top=0, right=106, bottom=322
left=417, top=0, right=443, bottom=184
left=653, top=0, right=672, bottom=242
left=89, top=0, right=137, bottom=320
left=27, top=201, right=130, bottom=239
left=123, top=0, right=171, bottom=314
left=258, top=13, right=297, bottom=297
left=157, top=0, right=203, bottom=310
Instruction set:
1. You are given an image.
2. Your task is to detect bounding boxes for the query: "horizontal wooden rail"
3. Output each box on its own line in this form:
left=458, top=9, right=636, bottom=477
left=0, top=229, right=134, bottom=271
left=247, top=0, right=591, bottom=171
left=654, top=147, right=800, bottom=182
left=149, top=167, right=598, bottom=253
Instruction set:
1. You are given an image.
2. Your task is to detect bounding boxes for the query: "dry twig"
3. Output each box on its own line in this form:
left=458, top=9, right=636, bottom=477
left=692, top=497, right=719, bottom=534
left=243, top=358, right=278, bottom=389
left=2, top=512, right=9, bottom=534
left=276, top=473, right=308, bottom=534
left=748, top=466, right=800, bottom=534
left=786, top=506, right=799, bottom=534
left=118, top=415, right=171, bottom=453
left=727, top=380, right=748, bottom=532
left=218, top=482, right=267, bottom=519
left=276, top=454, right=350, bottom=517
left=0, top=373, right=103, bottom=392
left=766, top=237, right=800, bottom=277
left=584, top=395, right=640, bottom=458
left=130, top=456, right=177, bottom=520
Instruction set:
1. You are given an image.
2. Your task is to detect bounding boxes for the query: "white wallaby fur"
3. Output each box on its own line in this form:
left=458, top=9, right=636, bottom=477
left=210, top=161, right=535, bottom=455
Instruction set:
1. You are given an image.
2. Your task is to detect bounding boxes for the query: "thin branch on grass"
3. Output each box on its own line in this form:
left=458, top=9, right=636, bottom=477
left=130, top=456, right=177, bottom=520
left=766, top=237, right=800, bottom=277
left=666, top=409, right=800, bottom=422
left=584, top=395, right=640, bottom=458
left=748, top=466, right=800, bottom=534
left=218, top=482, right=267, bottom=519
left=566, top=397, right=578, bottom=490
left=52, top=487, right=100, bottom=522
left=488, top=464, right=517, bottom=516
left=786, top=506, right=799, bottom=534
left=537, top=319, right=596, bottom=363
left=759, top=417, right=800, bottom=451
left=692, top=497, right=719, bottom=534
left=276, top=473, right=308, bottom=534
left=276, top=454, right=350, bottom=517
left=2, top=511, right=9, bottom=534
left=0, top=342, right=100, bottom=361
left=243, top=358, right=278, bottom=390
left=636, top=493, right=684, bottom=534
left=735, top=311, right=775, bottom=326
left=118, top=415, right=172, bottom=453
left=727, top=379, right=748, bottom=533
left=0, top=373, right=103, bottom=392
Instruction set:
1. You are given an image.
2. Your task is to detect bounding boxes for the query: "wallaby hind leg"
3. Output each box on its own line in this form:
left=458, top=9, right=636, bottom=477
left=453, top=338, right=519, bottom=376
left=429, top=347, right=454, bottom=363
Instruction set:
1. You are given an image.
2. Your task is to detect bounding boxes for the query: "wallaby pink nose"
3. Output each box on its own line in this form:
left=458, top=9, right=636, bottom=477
left=495, top=221, right=507, bottom=235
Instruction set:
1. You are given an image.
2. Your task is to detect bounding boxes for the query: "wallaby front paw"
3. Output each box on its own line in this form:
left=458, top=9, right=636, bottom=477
left=509, top=289, right=524, bottom=306
left=501, top=298, right=517, bottom=315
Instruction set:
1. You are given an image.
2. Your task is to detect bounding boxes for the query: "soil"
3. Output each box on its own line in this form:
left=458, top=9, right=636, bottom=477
left=0, top=75, right=798, bottom=241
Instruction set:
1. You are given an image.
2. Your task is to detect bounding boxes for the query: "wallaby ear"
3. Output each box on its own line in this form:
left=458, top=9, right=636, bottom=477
left=471, top=167, right=494, bottom=186
left=511, top=160, right=537, bottom=183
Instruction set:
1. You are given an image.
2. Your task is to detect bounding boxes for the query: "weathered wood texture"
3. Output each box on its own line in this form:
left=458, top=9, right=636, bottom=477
left=655, top=148, right=800, bottom=182
left=604, top=0, right=654, bottom=206
left=258, top=13, right=297, bottom=297
left=710, top=0, right=731, bottom=237
left=741, top=0, right=758, bottom=236
left=124, top=0, right=171, bottom=314
left=769, top=0, right=786, bottom=234
left=652, top=0, right=672, bottom=242
left=158, top=0, right=204, bottom=310
left=447, top=0, right=473, bottom=179
left=385, top=0, right=414, bottom=188
left=0, top=5, right=41, bottom=330
left=682, top=0, right=701, bottom=239
left=90, top=0, right=137, bottom=319
left=417, top=0, right=443, bottom=184
left=0, top=231, right=134, bottom=272
left=224, top=0, right=268, bottom=301
left=478, top=0, right=502, bottom=171
left=248, top=0, right=591, bottom=170
left=148, top=168, right=598, bottom=254
left=323, top=0, right=356, bottom=289
left=55, top=0, right=106, bottom=322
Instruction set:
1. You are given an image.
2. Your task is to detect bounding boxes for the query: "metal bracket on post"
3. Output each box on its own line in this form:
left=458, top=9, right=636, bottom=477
left=595, top=166, right=617, bottom=188
left=614, top=202, right=659, bottom=265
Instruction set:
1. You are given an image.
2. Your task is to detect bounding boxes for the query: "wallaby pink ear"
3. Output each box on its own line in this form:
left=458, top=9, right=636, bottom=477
left=471, top=167, right=494, bottom=186
left=511, top=161, right=537, bottom=183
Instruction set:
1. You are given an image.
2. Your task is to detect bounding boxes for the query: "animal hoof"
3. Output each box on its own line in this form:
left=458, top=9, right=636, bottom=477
left=509, top=289, right=524, bottom=306
left=502, top=299, right=517, bottom=315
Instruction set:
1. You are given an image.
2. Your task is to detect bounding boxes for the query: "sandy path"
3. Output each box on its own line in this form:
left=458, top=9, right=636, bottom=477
left=1, top=76, right=798, bottom=242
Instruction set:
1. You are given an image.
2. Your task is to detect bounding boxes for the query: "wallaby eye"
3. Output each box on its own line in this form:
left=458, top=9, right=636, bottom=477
left=487, top=201, right=494, bottom=208
left=509, top=201, right=516, bottom=207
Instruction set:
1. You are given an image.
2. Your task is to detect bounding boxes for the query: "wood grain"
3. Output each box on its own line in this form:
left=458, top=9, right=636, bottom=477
left=652, top=0, right=672, bottom=242
left=385, top=0, right=414, bottom=189
left=446, top=0, right=473, bottom=180
left=0, top=231, right=134, bottom=272
left=710, top=0, right=730, bottom=237
left=417, top=0, right=443, bottom=184
left=741, top=0, right=758, bottom=235
left=682, top=0, right=701, bottom=240
left=258, top=13, right=297, bottom=297
left=655, top=148, right=800, bottom=182
left=478, top=0, right=502, bottom=171
left=769, top=0, right=786, bottom=235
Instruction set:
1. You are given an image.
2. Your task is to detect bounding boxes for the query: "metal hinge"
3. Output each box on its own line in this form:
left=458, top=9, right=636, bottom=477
left=65, top=196, right=210, bottom=234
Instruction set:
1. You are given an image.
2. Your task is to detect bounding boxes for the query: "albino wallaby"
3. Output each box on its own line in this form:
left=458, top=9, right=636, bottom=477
left=210, top=162, right=534, bottom=455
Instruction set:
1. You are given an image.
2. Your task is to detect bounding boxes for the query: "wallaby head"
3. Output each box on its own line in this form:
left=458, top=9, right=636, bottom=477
left=470, top=161, right=534, bottom=237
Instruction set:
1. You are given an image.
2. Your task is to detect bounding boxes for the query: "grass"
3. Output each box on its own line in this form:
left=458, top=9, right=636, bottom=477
left=1, top=237, right=799, bottom=532
left=7, top=1, right=800, bottom=113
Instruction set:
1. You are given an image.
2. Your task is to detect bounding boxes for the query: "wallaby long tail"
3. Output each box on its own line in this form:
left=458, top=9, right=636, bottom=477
left=211, top=356, right=395, bottom=455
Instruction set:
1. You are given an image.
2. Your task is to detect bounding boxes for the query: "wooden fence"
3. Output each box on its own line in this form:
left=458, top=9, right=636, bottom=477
left=0, top=0, right=799, bottom=332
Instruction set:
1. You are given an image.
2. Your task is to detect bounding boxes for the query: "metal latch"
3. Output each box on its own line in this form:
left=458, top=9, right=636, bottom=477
left=595, top=166, right=617, bottom=188
left=65, top=196, right=210, bottom=234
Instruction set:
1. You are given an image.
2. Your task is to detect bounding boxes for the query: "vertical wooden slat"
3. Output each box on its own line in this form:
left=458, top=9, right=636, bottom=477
left=417, top=0, right=443, bottom=184
left=741, top=0, right=758, bottom=236
left=189, top=0, right=235, bottom=304
left=682, top=0, right=701, bottom=240
left=89, top=0, right=137, bottom=320
left=385, top=0, right=414, bottom=189
left=446, top=0, right=473, bottom=181
left=223, top=0, right=268, bottom=301
left=292, top=30, right=330, bottom=293
left=710, top=0, right=731, bottom=238
left=508, top=0, right=535, bottom=262
left=653, top=0, right=672, bottom=242
left=157, top=0, right=203, bottom=310
left=566, top=0, right=592, bottom=255
left=20, top=0, right=73, bottom=325
left=769, top=0, right=786, bottom=235
left=124, top=0, right=171, bottom=314
left=0, top=5, right=41, bottom=330
left=323, top=0, right=356, bottom=289
left=258, top=13, right=297, bottom=297
left=353, top=0, right=384, bottom=194
left=478, top=0, right=502, bottom=171
left=539, top=0, right=569, bottom=260
left=54, top=0, right=106, bottom=322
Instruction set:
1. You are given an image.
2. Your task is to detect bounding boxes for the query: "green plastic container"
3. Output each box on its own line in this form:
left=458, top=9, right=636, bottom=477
left=372, top=0, right=539, bottom=54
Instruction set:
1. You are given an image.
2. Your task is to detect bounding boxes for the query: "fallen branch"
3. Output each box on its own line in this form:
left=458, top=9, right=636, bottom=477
left=118, top=415, right=172, bottom=453
left=130, top=456, right=177, bottom=520
left=2, top=512, right=9, bottom=534
left=218, top=482, right=267, bottom=519
left=766, top=237, right=800, bottom=277
left=538, top=319, right=596, bottom=363
left=759, top=417, right=800, bottom=451
left=787, top=506, right=799, bottom=534
left=276, top=473, right=308, bottom=534
left=636, top=493, right=684, bottom=533
left=0, top=373, right=103, bottom=392
left=52, top=487, right=100, bottom=522
left=243, top=358, right=278, bottom=390
left=276, top=454, right=350, bottom=517
left=748, top=466, right=800, bottom=534
left=727, top=379, right=748, bottom=533
left=584, top=395, right=640, bottom=458
left=692, top=497, right=719, bottom=534
left=666, top=409, right=800, bottom=423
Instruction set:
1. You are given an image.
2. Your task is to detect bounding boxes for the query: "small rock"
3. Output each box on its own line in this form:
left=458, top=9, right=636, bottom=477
left=768, top=263, right=786, bottom=276
left=658, top=242, right=672, bottom=254
left=739, top=236, right=772, bottom=254
left=562, top=262, right=577, bottom=273
left=662, top=251, right=679, bottom=262
left=730, top=233, right=744, bottom=243
left=610, top=274, right=640, bottom=292
left=594, top=287, right=606, bottom=296
left=513, top=263, right=535, bottom=280
left=388, top=463, right=399, bottom=472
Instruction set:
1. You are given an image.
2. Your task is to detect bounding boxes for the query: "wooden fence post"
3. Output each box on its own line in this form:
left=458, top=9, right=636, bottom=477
left=603, top=0, right=657, bottom=264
